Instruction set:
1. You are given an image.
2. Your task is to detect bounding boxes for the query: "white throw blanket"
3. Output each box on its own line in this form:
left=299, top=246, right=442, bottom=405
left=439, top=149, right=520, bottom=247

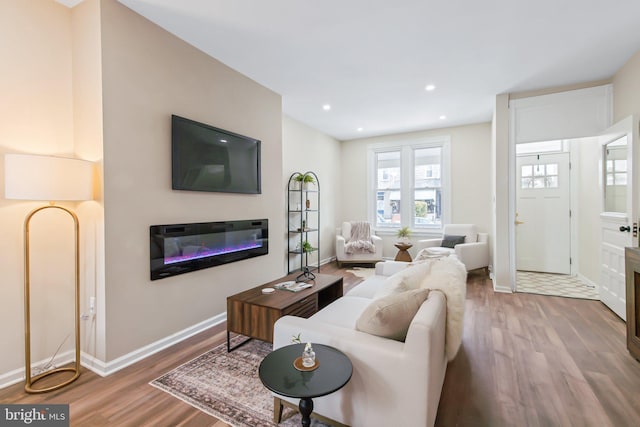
left=345, top=221, right=375, bottom=254
left=416, top=256, right=467, bottom=360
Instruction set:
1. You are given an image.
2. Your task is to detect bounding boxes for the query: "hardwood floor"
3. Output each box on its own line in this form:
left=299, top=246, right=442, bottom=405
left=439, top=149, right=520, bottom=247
left=436, top=270, right=640, bottom=427
left=1, top=264, right=639, bottom=426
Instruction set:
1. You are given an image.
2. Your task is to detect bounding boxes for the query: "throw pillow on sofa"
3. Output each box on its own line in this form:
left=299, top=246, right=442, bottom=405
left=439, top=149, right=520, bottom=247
left=356, top=288, right=430, bottom=341
left=441, top=234, right=466, bottom=248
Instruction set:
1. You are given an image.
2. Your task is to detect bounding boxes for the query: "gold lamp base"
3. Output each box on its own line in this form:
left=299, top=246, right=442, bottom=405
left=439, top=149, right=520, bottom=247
left=25, top=366, right=80, bottom=394
left=24, top=204, right=81, bottom=394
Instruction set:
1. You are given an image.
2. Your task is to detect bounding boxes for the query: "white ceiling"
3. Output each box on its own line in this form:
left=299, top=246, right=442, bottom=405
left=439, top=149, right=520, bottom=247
left=116, top=0, right=640, bottom=141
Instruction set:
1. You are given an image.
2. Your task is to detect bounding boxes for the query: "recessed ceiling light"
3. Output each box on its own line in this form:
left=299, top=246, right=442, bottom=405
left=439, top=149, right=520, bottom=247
left=322, top=104, right=331, bottom=111
left=439, top=115, right=447, bottom=120
left=357, top=127, right=363, bottom=132
left=425, top=84, right=436, bottom=91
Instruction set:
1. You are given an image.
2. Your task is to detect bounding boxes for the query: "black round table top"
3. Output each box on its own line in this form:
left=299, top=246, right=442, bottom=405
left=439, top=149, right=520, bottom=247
left=259, top=343, right=352, bottom=399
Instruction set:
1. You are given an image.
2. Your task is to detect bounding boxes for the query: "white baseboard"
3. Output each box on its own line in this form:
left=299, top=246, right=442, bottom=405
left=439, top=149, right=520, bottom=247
left=0, top=312, right=226, bottom=389
left=576, top=274, right=598, bottom=290
left=84, top=312, right=226, bottom=377
left=0, top=349, right=76, bottom=390
left=493, top=284, right=513, bottom=293
left=492, top=274, right=513, bottom=293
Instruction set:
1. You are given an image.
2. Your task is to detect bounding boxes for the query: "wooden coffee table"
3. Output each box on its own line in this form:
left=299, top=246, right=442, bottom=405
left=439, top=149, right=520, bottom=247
left=226, top=273, right=343, bottom=351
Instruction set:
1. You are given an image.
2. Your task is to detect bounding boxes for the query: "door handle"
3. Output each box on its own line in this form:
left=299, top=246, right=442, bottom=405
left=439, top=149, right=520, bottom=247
left=515, top=220, right=525, bottom=225
left=620, top=225, right=631, bottom=232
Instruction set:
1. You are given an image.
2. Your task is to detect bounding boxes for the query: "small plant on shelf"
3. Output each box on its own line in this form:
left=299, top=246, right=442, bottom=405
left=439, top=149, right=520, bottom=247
left=293, top=173, right=316, bottom=190
left=294, top=173, right=315, bottom=184
left=302, top=241, right=314, bottom=253
left=396, top=226, right=411, bottom=243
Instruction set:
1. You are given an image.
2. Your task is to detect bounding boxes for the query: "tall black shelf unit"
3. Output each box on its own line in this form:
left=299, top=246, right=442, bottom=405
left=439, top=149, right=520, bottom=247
left=287, top=171, right=320, bottom=275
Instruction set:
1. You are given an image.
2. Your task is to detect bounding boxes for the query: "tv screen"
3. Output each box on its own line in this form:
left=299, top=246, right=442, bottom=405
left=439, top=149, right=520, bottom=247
left=171, top=115, right=261, bottom=194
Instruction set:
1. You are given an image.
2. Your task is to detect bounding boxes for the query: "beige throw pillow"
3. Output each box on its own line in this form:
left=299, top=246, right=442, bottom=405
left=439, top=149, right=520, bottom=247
left=356, top=288, right=430, bottom=341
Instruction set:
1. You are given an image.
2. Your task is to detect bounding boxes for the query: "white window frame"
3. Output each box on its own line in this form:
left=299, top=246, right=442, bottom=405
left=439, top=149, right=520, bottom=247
left=367, top=136, right=451, bottom=234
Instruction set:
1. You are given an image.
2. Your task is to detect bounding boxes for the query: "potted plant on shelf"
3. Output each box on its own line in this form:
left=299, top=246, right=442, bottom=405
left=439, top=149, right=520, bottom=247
left=396, top=226, right=411, bottom=243
left=302, top=241, right=314, bottom=253
left=294, top=173, right=316, bottom=190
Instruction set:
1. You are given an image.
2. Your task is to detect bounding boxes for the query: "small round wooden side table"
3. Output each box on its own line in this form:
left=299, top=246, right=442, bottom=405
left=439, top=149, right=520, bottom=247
left=394, top=242, right=413, bottom=262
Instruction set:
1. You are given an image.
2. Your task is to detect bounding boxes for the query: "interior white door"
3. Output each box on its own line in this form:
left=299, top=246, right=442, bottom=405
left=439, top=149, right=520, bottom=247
left=599, top=116, right=638, bottom=321
left=516, top=152, right=571, bottom=274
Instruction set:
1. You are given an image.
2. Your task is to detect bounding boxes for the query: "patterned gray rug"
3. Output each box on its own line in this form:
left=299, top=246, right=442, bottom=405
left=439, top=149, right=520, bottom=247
left=150, top=337, right=328, bottom=427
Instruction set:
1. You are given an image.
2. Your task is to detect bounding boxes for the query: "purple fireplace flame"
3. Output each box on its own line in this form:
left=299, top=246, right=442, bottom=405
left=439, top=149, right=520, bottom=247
left=163, top=229, right=263, bottom=265
left=164, top=241, right=263, bottom=265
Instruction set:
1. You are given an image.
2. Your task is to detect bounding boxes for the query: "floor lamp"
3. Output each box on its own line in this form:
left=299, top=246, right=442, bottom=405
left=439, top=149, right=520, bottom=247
left=4, top=153, right=93, bottom=393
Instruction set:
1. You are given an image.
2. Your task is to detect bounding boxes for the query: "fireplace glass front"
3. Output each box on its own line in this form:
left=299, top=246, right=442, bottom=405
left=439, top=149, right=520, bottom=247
left=150, top=219, right=268, bottom=280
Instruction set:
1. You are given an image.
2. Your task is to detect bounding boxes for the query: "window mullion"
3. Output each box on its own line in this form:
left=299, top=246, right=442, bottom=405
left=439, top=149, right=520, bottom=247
left=400, top=146, right=413, bottom=228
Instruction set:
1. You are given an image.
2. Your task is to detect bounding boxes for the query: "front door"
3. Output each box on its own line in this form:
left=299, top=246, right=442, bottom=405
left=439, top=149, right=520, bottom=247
left=516, top=152, right=571, bottom=274
left=599, top=116, right=638, bottom=320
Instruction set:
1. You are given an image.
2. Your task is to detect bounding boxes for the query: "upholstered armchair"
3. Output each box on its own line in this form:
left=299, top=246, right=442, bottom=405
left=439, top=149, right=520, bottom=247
left=417, top=224, right=489, bottom=272
left=336, top=221, right=383, bottom=267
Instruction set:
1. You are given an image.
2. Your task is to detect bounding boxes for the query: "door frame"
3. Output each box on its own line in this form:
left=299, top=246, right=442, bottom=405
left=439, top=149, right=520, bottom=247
left=507, top=86, right=614, bottom=292
left=598, top=115, right=639, bottom=319
left=508, top=115, right=638, bottom=293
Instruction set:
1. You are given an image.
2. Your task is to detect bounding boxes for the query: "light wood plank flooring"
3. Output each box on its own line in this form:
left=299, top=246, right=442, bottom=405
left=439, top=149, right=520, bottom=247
left=1, top=264, right=639, bottom=426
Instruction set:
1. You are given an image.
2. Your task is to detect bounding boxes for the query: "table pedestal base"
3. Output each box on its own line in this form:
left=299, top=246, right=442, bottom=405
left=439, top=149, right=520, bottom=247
left=299, top=397, right=313, bottom=427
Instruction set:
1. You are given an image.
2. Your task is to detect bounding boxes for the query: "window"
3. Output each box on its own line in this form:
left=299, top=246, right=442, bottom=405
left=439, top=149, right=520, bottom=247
left=375, top=151, right=401, bottom=225
left=414, top=147, right=442, bottom=226
left=370, top=138, right=450, bottom=230
left=520, top=163, right=559, bottom=189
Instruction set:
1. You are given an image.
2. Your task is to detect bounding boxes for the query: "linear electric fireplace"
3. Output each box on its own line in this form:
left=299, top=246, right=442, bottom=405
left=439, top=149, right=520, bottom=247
left=150, top=219, right=268, bottom=280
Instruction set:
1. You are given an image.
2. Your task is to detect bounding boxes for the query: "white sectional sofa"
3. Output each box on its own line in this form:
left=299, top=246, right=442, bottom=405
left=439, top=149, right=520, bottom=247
left=272, top=257, right=466, bottom=427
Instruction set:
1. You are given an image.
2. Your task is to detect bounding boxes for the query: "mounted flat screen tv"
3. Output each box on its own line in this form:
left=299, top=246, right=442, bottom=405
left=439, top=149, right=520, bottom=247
left=171, top=115, right=261, bottom=194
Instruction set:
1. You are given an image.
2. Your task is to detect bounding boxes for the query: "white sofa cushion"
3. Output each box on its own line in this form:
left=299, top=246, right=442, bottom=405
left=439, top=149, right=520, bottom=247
left=444, top=224, right=477, bottom=243
left=356, top=288, right=430, bottom=341
left=309, top=296, right=371, bottom=329
left=345, top=274, right=388, bottom=298
left=373, top=261, right=433, bottom=299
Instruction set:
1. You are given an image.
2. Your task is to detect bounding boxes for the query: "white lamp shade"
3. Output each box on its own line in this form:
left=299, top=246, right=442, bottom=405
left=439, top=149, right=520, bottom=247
left=4, top=154, right=93, bottom=201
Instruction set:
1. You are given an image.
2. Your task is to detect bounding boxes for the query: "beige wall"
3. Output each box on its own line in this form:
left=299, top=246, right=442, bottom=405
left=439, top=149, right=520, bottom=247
left=71, top=0, right=106, bottom=362
left=1, top=0, right=285, bottom=383
left=492, top=93, right=511, bottom=292
left=340, top=122, right=492, bottom=258
left=613, top=50, right=640, bottom=121
left=282, top=116, right=341, bottom=267
left=0, top=1, right=80, bottom=380
left=99, top=0, right=284, bottom=361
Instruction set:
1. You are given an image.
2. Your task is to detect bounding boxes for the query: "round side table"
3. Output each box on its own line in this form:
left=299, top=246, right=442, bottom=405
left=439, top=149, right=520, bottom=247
left=259, top=343, right=352, bottom=427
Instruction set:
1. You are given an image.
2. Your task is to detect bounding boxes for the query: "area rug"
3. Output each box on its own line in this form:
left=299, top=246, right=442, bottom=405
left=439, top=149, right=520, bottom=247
left=150, top=337, right=328, bottom=427
left=345, top=267, right=375, bottom=279
left=516, top=271, right=599, bottom=300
